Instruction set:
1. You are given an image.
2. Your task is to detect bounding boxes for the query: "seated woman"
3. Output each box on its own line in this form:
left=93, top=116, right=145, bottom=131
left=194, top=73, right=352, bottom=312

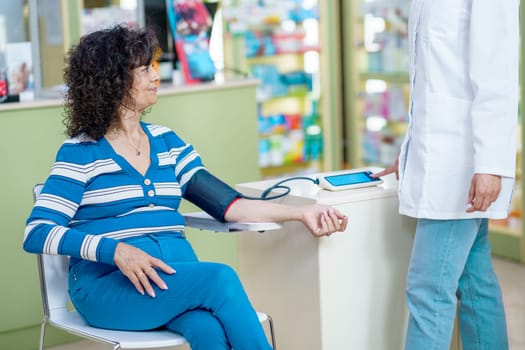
left=23, top=25, right=347, bottom=350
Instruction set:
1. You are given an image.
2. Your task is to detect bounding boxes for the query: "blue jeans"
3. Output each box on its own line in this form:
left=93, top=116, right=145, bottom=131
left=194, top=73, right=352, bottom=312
left=404, top=218, right=508, bottom=350
left=68, top=233, right=272, bottom=350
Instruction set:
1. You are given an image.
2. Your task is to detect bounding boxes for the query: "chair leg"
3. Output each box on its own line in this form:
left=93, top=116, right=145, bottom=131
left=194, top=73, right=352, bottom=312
left=38, top=318, right=47, bottom=350
left=267, top=315, right=277, bottom=350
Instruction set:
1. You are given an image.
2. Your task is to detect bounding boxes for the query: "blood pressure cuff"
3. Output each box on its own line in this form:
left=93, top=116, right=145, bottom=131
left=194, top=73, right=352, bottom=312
left=184, top=169, right=242, bottom=222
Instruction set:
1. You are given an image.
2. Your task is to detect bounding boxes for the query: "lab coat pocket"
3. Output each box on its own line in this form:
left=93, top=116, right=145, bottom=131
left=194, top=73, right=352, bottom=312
left=424, top=93, right=474, bottom=212
left=426, top=92, right=473, bottom=175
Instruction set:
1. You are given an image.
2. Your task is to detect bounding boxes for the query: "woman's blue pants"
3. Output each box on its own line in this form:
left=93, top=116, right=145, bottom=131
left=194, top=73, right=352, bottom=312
left=68, top=233, right=272, bottom=350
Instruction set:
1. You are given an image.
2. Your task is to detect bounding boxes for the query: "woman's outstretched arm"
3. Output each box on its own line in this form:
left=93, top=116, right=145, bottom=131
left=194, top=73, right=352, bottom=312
left=224, top=198, right=348, bottom=237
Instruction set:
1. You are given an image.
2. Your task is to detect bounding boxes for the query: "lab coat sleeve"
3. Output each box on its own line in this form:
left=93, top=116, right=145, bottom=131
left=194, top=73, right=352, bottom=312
left=469, top=0, right=520, bottom=178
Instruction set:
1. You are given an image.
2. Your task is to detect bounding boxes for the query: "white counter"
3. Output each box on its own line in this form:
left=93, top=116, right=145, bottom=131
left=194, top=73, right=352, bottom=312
left=235, top=169, right=461, bottom=350
left=0, top=78, right=259, bottom=112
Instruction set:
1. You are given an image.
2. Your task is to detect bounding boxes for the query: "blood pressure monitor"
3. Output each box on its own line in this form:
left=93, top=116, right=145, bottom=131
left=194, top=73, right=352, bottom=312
left=317, top=170, right=383, bottom=191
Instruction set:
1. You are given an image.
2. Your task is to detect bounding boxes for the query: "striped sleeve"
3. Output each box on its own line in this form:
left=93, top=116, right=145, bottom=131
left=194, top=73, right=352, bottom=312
left=176, top=144, right=205, bottom=192
left=23, top=140, right=119, bottom=265
left=150, top=124, right=241, bottom=221
left=154, top=126, right=206, bottom=195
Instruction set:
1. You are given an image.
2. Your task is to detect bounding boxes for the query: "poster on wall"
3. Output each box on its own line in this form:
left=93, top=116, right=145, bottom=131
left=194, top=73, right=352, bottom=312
left=6, top=42, right=33, bottom=100
left=166, top=0, right=216, bottom=84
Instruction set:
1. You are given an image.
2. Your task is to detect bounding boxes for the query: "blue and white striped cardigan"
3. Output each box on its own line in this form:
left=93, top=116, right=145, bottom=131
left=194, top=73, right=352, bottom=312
left=24, top=122, right=208, bottom=266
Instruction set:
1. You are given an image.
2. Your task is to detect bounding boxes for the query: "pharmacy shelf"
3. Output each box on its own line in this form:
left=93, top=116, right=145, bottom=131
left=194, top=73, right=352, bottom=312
left=222, top=0, right=344, bottom=179
left=489, top=224, right=524, bottom=261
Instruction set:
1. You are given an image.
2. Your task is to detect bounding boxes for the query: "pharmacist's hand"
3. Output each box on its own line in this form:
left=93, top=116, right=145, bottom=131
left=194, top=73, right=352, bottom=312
left=466, top=174, right=501, bottom=213
left=372, top=158, right=399, bottom=180
left=301, top=205, right=348, bottom=237
left=114, top=242, right=176, bottom=298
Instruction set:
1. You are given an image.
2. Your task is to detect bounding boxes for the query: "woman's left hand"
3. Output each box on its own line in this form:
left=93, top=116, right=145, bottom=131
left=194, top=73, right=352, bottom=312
left=114, top=242, right=176, bottom=298
left=301, top=205, right=348, bottom=237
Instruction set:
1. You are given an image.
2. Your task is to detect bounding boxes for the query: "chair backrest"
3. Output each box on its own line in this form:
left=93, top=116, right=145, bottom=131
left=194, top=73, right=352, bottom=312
left=33, top=184, right=72, bottom=320
left=38, top=253, right=71, bottom=319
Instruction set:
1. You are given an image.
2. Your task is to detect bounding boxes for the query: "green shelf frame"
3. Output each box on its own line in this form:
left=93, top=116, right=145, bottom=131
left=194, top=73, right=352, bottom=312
left=359, top=71, right=410, bottom=84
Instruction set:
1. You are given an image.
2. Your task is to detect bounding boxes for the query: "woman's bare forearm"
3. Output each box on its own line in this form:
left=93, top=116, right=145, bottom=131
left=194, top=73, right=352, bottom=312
left=224, top=198, right=303, bottom=223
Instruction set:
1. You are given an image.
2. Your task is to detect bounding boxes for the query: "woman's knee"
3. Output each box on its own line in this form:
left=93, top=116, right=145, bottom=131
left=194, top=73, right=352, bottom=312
left=207, top=263, right=242, bottom=288
left=167, top=309, right=230, bottom=350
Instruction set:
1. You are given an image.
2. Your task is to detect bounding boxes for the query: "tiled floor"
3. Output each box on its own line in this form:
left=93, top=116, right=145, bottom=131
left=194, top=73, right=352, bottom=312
left=47, top=257, right=525, bottom=350
left=493, top=257, right=525, bottom=350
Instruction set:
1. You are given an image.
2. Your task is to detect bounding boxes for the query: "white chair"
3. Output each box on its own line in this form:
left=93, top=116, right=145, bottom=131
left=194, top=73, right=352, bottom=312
left=33, top=184, right=276, bottom=350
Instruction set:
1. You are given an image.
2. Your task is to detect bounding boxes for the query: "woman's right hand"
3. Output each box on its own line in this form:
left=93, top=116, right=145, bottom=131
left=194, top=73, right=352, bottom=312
left=114, top=242, right=176, bottom=298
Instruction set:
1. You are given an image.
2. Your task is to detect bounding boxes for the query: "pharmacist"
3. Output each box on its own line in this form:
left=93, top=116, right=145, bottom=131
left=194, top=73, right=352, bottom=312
left=373, top=0, right=520, bottom=349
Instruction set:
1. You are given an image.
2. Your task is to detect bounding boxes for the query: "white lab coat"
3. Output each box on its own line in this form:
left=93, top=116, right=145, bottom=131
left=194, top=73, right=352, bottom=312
left=398, top=0, right=520, bottom=219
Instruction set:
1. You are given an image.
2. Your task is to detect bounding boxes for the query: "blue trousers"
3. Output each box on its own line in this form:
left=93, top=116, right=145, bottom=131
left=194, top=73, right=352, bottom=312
left=404, top=218, right=508, bottom=350
left=68, top=233, right=272, bottom=350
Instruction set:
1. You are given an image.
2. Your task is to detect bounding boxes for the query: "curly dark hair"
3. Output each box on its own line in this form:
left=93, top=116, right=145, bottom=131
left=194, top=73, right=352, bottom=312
left=63, top=25, right=160, bottom=139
